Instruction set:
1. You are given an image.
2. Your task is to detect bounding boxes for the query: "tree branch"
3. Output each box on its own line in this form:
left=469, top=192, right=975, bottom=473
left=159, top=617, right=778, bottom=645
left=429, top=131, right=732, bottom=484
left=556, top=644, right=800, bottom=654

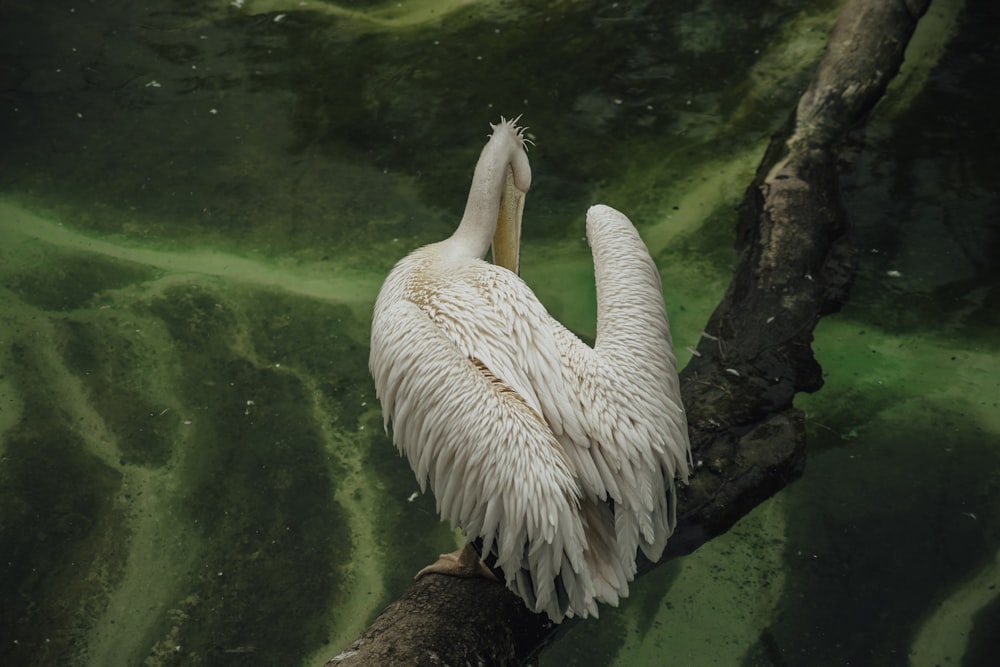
left=324, top=0, right=932, bottom=664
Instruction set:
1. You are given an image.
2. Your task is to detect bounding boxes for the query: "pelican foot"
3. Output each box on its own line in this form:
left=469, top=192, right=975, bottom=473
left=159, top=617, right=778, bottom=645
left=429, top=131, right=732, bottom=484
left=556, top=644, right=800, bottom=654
left=414, top=543, right=498, bottom=582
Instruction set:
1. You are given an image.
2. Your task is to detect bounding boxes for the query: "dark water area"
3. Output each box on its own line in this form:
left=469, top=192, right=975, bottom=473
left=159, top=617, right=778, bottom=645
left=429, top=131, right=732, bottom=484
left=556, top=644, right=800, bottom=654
left=0, top=0, right=996, bottom=665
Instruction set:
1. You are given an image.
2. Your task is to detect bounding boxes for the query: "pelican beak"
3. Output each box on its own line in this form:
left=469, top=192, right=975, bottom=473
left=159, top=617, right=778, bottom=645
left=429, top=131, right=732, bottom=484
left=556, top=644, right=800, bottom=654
left=491, top=166, right=525, bottom=276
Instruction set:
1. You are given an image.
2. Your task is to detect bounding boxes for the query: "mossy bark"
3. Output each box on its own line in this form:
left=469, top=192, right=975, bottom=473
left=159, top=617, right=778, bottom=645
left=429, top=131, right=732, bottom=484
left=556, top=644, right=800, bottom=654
left=324, top=0, right=933, bottom=664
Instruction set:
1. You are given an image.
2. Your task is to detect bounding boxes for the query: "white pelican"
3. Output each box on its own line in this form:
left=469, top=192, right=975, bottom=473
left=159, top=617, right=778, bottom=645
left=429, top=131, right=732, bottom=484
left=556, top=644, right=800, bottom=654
left=369, top=118, right=690, bottom=622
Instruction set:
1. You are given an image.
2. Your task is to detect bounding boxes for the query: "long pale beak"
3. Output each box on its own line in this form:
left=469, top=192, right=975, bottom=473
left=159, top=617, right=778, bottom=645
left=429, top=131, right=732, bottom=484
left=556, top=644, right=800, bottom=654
left=491, top=166, right=525, bottom=276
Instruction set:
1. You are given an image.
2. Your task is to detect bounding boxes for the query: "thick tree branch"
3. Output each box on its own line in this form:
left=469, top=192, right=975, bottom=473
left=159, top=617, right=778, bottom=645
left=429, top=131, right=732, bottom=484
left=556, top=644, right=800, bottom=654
left=325, top=0, right=932, bottom=664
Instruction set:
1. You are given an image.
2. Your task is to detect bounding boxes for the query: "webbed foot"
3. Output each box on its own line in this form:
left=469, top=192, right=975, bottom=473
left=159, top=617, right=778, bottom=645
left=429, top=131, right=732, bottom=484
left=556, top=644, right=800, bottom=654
left=414, top=543, right=497, bottom=582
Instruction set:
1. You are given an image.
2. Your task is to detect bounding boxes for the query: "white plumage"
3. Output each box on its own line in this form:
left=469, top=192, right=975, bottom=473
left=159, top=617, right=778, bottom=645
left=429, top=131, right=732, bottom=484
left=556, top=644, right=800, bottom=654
left=369, top=118, right=690, bottom=622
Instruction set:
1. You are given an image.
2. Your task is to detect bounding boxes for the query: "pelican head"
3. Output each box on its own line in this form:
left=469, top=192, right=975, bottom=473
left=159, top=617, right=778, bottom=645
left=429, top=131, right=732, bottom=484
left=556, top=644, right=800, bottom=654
left=452, top=117, right=531, bottom=275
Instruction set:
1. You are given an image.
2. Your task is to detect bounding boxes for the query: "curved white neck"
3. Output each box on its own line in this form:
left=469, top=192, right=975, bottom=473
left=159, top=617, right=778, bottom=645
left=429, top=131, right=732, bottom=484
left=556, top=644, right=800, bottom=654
left=448, top=120, right=531, bottom=261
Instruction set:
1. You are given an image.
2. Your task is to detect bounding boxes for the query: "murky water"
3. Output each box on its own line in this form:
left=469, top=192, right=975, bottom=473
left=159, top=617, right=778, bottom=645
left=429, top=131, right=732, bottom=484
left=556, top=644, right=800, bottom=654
left=0, top=0, right=996, bottom=665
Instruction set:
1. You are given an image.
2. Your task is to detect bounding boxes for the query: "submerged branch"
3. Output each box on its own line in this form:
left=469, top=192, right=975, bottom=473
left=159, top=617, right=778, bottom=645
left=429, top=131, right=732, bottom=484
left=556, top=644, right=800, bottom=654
left=324, top=0, right=932, bottom=664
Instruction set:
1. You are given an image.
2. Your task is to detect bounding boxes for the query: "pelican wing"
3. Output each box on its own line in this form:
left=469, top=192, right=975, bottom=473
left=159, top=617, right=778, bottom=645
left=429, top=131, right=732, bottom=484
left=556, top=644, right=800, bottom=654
left=482, top=205, right=692, bottom=570
left=564, top=205, right=691, bottom=566
left=371, top=273, right=608, bottom=620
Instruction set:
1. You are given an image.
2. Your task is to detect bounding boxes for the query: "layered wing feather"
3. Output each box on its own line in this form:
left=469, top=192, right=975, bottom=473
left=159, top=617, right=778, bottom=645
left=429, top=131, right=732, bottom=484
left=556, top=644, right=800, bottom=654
left=566, top=205, right=691, bottom=567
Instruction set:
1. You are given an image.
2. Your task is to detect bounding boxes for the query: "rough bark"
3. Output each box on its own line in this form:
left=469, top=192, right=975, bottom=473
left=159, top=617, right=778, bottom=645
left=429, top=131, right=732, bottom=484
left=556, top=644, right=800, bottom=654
left=324, top=0, right=933, bottom=664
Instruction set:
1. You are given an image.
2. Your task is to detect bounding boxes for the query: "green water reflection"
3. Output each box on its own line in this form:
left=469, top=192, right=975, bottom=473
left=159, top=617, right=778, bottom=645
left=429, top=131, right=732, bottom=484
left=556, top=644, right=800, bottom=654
left=0, top=0, right=996, bottom=665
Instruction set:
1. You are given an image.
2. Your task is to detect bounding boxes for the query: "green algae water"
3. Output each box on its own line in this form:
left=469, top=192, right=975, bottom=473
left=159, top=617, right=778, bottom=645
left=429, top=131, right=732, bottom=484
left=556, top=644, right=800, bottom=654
left=0, top=1, right=996, bottom=665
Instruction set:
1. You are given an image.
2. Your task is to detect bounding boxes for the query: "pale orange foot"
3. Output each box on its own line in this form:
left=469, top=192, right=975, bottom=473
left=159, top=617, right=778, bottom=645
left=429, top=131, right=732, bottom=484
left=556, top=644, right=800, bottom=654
left=414, top=543, right=498, bottom=582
